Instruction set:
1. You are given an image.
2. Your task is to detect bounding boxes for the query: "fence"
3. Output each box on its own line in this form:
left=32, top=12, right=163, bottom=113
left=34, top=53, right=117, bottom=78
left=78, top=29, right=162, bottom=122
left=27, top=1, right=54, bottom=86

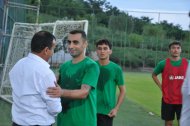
left=0, top=20, right=88, bottom=103
left=0, top=1, right=190, bottom=102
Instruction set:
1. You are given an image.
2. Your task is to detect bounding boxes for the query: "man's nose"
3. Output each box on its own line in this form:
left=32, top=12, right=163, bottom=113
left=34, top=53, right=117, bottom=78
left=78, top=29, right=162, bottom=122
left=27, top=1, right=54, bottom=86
left=99, top=48, right=105, bottom=52
left=68, top=42, right=74, bottom=48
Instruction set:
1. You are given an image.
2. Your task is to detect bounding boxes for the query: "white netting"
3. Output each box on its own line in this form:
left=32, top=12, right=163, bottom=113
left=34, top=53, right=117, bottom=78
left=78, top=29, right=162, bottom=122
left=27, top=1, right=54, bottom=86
left=0, top=20, right=88, bottom=103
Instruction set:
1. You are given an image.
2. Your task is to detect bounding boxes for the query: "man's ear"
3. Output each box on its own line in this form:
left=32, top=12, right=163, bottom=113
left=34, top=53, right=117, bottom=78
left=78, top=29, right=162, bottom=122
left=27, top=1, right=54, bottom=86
left=109, top=50, right=112, bottom=55
left=44, top=47, right=49, bottom=55
left=82, top=41, right=88, bottom=49
left=85, top=41, right=88, bottom=48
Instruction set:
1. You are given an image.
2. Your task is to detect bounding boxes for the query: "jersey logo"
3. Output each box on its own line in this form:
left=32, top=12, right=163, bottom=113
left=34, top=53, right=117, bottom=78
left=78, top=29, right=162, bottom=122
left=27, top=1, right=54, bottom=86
left=169, top=75, right=184, bottom=80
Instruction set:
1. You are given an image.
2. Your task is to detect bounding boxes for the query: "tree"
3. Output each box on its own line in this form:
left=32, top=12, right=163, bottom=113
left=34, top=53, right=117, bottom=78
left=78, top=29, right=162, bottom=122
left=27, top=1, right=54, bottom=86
left=142, top=24, right=165, bottom=39
left=131, top=16, right=152, bottom=34
left=108, top=14, right=134, bottom=33
left=128, top=33, right=144, bottom=48
left=160, top=20, right=185, bottom=40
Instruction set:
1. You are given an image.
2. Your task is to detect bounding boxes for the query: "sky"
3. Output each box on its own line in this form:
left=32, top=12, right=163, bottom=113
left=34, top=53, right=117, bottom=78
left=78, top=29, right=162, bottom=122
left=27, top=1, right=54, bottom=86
left=107, top=0, right=190, bottom=30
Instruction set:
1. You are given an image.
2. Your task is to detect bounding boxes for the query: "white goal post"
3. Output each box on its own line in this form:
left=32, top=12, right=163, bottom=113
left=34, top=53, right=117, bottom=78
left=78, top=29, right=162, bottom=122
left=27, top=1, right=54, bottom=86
left=0, top=20, right=88, bottom=103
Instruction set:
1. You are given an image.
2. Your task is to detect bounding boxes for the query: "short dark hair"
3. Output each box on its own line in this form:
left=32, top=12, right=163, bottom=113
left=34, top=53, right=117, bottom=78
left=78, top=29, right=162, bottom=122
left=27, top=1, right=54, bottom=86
left=96, top=39, right=112, bottom=49
left=168, top=41, right=181, bottom=49
left=31, top=31, right=56, bottom=53
left=69, top=30, right=87, bottom=40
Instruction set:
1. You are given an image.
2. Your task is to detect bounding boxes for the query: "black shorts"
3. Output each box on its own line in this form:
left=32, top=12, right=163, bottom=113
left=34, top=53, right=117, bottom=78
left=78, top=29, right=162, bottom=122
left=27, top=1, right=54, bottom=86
left=161, top=99, right=182, bottom=121
left=97, top=113, right=113, bottom=126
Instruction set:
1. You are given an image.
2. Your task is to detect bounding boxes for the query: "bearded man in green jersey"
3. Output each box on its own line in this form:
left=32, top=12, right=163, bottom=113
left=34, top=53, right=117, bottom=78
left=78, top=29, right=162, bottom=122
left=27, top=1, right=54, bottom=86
left=47, top=30, right=100, bottom=126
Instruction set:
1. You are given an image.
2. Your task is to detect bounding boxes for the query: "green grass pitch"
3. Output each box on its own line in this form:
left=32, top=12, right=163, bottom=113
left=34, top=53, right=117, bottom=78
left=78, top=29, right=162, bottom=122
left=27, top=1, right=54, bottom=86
left=0, top=72, right=166, bottom=126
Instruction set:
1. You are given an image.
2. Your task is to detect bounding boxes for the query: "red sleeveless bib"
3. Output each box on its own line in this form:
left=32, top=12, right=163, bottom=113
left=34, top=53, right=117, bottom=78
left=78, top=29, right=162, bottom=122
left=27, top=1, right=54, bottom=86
left=162, top=58, right=188, bottom=104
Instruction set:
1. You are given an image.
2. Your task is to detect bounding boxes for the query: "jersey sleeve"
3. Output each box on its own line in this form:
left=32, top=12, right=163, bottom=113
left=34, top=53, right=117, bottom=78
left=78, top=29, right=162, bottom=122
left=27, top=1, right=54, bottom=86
left=153, top=60, right=166, bottom=75
left=82, top=62, right=100, bottom=89
left=115, top=66, right=124, bottom=86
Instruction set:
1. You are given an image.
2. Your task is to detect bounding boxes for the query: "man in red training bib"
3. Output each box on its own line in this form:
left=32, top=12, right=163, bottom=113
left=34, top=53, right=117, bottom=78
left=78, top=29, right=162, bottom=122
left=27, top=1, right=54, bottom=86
left=152, top=41, right=188, bottom=126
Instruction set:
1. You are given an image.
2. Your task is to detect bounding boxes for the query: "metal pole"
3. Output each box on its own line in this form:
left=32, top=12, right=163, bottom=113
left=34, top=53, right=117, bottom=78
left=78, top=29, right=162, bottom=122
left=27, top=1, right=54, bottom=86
left=4, top=5, right=9, bottom=34
left=158, top=12, right=160, bottom=23
left=36, top=0, right=41, bottom=24
left=2, top=0, right=8, bottom=33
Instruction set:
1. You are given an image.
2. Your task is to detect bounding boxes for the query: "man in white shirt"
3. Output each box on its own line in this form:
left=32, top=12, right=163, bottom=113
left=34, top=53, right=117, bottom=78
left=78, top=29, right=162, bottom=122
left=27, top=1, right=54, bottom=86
left=9, top=31, right=62, bottom=126
left=181, top=65, right=190, bottom=126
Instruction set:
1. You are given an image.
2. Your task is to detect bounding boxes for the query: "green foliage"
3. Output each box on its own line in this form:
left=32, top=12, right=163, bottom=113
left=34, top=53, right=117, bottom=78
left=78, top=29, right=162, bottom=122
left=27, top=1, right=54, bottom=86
left=128, top=33, right=144, bottom=48
left=26, top=0, right=190, bottom=68
left=38, top=13, right=61, bottom=23
left=108, top=14, right=135, bottom=33
left=143, top=24, right=165, bottom=39
left=131, top=16, right=152, bottom=34
left=160, top=20, right=185, bottom=40
left=109, top=14, right=127, bottom=32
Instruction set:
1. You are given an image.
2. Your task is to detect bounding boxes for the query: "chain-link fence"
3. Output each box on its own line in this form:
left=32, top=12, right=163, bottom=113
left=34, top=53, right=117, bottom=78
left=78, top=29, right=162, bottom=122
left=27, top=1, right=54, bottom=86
left=35, top=4, right=190, bottom=71
left=0, top=0, right=39, bottom=87
left=1, top=1, right=190, bottom=73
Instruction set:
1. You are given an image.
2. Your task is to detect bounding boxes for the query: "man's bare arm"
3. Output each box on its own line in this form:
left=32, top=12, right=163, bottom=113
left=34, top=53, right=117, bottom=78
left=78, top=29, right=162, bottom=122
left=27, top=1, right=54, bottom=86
left=108, top=85, right=126, bottom=117
left=152, top=73, right=162, bottom=90
left=47, top=84, right=91, bottom=99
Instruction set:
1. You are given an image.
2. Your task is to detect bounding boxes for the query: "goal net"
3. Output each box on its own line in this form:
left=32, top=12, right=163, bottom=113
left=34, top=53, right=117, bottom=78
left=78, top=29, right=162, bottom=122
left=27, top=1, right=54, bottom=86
left=0, top=20, right=88, bottom=103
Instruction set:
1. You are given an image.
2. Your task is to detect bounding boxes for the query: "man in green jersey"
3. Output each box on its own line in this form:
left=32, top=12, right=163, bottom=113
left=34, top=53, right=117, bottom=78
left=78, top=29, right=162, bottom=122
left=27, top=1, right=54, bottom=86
left=96, top=39, right=126, bottom=126
left=152, top=41, right=188, bottom=126
left=47, top=30, right=100, bottom=126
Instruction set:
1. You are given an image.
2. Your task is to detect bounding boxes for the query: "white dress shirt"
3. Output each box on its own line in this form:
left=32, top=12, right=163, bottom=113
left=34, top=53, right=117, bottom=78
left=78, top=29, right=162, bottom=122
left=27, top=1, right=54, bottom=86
left=181, top=64, right=190, bottom=126
left=9, top=53, right=62, bottom=125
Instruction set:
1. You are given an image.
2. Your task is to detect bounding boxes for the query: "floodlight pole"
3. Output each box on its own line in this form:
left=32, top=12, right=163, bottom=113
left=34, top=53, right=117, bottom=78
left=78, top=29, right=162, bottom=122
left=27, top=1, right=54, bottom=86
left=36, top=0, right=41, bottom=24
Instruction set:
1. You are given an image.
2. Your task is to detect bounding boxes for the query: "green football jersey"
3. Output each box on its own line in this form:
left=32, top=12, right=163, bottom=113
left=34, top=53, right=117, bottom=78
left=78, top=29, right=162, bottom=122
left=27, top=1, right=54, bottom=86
left=96, top=61, right=124, bottom=115
left=57, top=57, right=99, bottom=126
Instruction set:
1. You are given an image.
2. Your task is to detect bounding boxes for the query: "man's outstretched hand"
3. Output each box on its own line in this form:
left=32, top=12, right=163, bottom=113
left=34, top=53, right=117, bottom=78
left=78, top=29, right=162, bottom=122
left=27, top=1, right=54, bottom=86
left=46, top=82, right=63, bottom=97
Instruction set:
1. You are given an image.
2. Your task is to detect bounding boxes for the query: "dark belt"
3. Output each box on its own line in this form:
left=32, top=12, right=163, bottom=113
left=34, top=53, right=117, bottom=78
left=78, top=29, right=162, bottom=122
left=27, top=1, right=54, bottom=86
left=12, top=122, right=52, bottom=126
